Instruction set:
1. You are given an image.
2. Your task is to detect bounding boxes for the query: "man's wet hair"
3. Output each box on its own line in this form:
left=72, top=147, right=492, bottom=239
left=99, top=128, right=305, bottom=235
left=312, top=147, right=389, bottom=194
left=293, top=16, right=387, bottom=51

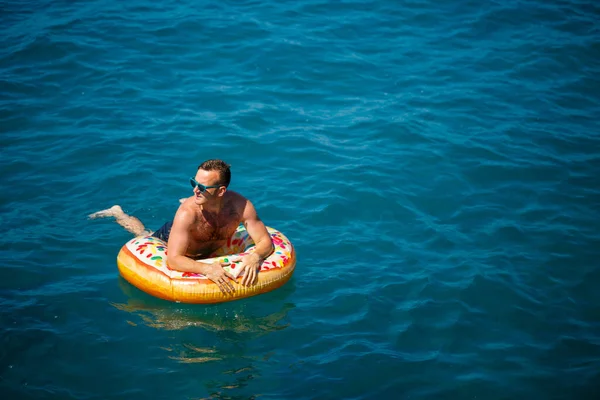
left=198, top=159, right=231, bottom=187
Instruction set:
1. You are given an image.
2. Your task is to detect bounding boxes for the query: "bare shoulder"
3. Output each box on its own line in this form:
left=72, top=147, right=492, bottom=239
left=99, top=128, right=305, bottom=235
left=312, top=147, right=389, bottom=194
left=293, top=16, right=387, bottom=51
left=181, top=196, right=196, bottom=208
left=224, top=190, right=250, bottom=211
left=174, top=198, right=199, bottom=222
left=226, top=191, right=262, bottom=222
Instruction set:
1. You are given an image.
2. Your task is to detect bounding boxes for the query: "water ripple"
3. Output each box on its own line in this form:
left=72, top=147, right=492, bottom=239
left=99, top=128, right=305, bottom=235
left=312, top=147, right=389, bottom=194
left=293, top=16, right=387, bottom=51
left=2, top=0, right=600, bottom=398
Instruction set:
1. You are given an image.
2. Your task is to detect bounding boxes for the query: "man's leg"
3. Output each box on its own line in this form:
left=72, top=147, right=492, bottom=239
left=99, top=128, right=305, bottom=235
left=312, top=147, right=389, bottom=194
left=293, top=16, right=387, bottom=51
left=88, top=205, right=151, bottom=236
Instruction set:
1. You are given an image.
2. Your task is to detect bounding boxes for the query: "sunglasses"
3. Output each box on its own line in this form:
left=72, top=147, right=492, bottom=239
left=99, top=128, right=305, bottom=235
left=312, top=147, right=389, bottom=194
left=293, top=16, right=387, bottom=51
left=189, top=178, right=222, bottom=193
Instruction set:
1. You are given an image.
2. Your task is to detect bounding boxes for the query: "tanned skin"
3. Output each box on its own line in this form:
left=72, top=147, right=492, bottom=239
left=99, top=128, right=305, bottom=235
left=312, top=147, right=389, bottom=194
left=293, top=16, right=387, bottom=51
left=89, top=168, right=274, bottom=295
left=168, top=169, right=274, bottom=294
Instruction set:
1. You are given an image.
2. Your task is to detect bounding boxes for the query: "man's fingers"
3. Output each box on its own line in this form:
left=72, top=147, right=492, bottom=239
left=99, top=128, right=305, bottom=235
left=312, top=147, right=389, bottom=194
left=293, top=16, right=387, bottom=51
left=215, top=280, right=225, bottom=294
left=212, top=275, right=234, bottom=295
left=243, top=267, right=257, bottom=287
left=221, top=276, right=235, bottom=293
left=224, top=271, right=236, bottom=281
left=219, top=283, right=227, bottom=294
left=220, top=281, right=233, bottom=295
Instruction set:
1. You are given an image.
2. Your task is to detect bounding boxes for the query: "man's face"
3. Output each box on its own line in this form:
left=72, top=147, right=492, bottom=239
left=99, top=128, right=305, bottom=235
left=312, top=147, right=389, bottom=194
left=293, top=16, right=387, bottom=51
left=192, top=169, right=223, bottom=205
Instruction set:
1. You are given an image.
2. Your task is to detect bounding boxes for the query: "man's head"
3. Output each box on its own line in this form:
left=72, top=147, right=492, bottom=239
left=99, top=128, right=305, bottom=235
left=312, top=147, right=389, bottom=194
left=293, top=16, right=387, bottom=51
left=198, top=159, right=231, bottom=188
left=191, top=159, right=231, bottom=205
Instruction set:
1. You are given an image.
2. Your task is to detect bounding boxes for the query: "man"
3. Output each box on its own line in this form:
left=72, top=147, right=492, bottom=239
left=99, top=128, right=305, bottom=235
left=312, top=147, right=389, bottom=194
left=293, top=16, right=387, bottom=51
left=89, top=159, right=274, bottom=295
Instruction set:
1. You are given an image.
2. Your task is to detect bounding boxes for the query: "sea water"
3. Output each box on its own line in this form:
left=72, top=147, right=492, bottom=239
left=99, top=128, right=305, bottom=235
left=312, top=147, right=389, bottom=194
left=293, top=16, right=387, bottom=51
left=1, top=0, right=599, bottom=398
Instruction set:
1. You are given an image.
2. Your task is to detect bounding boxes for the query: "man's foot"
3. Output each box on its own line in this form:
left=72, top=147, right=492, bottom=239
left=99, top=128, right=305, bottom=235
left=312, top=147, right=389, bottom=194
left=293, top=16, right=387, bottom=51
left=88, top=205, right=125, bottom=219
left=89, top=205, right=150, bottom=236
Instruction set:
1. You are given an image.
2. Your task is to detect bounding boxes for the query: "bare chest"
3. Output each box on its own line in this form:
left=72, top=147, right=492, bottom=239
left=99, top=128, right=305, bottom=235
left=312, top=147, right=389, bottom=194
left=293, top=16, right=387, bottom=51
left=193, top=215, right=239, bottom=241
left=186, top=206, right=241, bottom=256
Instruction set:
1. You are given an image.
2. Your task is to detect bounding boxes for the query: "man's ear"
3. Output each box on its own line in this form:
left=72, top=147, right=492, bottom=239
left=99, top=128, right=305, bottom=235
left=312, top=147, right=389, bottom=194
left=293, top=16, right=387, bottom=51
left=218, top=186, right=227, bottom=197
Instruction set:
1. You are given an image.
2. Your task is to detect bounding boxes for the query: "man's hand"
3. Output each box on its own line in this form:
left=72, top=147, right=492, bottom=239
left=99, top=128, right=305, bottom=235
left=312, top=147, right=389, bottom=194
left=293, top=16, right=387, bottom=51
left=203, top=261, right=237, bottom=294
left=239, top=253, right=262, bottom=287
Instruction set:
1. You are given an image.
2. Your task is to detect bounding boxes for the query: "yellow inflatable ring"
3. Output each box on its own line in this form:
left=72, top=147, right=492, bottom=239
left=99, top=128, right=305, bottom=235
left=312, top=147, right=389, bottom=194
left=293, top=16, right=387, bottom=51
left=116, top=225, right=296, bottom=303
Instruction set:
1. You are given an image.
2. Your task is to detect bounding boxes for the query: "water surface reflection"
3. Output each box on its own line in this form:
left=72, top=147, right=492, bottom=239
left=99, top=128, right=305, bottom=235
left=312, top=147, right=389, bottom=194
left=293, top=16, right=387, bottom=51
left=111, top=277, right=295, bottom=397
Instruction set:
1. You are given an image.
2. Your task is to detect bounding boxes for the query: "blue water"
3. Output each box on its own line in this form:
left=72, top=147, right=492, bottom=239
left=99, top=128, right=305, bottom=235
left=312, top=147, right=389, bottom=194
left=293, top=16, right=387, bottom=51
left=2, top=0, right=600, bottom=398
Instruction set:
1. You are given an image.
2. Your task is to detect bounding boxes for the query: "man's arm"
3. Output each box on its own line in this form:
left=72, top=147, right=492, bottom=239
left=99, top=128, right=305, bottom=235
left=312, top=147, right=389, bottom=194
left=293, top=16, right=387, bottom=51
left=166, top=209, right=202, bottom=272
left=243, top=200, right=274, bottom=262
left=167, top=208, right=236, bottom=294
left=238, top=200, right=274, bottom=286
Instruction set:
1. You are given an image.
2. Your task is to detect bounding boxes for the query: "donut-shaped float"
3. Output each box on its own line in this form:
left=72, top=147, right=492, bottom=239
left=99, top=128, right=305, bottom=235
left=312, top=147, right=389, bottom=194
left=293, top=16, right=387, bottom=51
left=116, top=225, right=295, bottom=303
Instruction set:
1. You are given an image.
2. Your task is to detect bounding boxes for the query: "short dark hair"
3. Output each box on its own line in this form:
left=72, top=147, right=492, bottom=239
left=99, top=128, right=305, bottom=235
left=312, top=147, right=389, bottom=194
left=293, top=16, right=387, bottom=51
left=198, top=159, right=231, bottom=187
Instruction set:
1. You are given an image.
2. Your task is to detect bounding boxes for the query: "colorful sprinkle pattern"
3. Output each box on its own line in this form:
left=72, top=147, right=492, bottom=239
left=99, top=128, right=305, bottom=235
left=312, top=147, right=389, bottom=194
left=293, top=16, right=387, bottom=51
left=125, top=225, right=293, bottom=280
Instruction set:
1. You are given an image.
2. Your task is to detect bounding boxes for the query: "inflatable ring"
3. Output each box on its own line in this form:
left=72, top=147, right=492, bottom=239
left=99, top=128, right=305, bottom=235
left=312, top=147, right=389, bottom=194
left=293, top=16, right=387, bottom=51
left=116, top=225, right=296, bottom=303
